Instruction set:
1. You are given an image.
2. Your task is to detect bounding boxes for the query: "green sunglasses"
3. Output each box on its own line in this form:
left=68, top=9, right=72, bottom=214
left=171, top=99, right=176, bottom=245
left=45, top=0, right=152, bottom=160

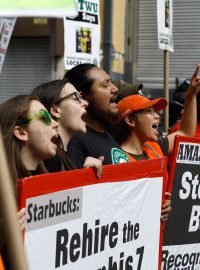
left=19, top=109, right=52, bottom=126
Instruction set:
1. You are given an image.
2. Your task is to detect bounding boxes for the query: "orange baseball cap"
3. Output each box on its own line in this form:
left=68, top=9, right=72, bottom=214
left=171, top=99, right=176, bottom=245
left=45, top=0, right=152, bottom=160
left=117, top=94, right=168, bottom=119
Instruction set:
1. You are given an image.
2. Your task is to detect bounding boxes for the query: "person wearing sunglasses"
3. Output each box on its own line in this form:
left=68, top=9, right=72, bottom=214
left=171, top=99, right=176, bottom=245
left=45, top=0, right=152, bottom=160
left=32, top=79, right=104, bottom=178
left=0, top=94, right=58, bottom=269
left=0, top=95, right=58, bottom=181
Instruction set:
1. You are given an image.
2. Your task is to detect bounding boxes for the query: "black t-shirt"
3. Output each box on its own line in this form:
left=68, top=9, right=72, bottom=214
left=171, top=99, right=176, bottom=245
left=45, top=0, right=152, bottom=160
left=29, top=168, right=42, bottom=176
left=44, top=154, right=66, bottom=173
left=67, top=126, right=129, bottom=168
left=43, top=151, right=75, bottom=173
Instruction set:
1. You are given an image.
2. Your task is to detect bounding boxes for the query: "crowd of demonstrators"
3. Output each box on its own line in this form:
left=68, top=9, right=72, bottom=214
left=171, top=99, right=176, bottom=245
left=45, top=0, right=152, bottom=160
left=0, top=82, right=103, bottom=269
left=116, top=64, right=200, bottom=161
left=64, top=63, right=175, bottom=221
left=1, top=63, right=200, bottom=267
left=32, top=78, right=103, bottom=178
left=115, top=65, right=200, bottom=220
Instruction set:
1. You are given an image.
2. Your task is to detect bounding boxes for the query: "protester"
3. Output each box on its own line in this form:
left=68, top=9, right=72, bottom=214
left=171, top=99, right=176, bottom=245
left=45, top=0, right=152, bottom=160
left=32, top=78, right=104, bottom=178
left=116, top=64, right=200, bottom=161
left=116, top=95, right=168, bottom=159
left=64, top=63, right=130, bottom=167
left=0, top=95, right=58, bottom=182
left=112, top=79, right=143, bottom=103
left=169, top=79, right=190, bottom=127
left=64, top=64, right=173, bottom=222
left=169, top=84, right=200, bottom=138
left=115, top=65, right=200, bottom=220
left=0, top=94, right=59, bottom=269
left=105, top=80, right=143, bottom=137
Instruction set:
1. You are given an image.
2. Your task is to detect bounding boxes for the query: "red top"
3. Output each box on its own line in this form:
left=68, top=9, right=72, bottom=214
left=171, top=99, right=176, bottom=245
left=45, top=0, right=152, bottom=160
left=169, top=121, right=200, bottom=138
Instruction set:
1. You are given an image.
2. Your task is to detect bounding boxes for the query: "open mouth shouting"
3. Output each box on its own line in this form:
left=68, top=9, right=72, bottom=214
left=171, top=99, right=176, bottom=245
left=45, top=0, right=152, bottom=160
left=152, top=123, right=159, bottom=130
left=51, top=133, right=59, bottom=147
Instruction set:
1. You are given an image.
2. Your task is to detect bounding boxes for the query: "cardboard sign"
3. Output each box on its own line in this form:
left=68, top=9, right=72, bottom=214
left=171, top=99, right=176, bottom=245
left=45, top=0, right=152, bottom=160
left=64, top=0, right=100, bottom=69
left=18, top=159, right=167, bottom=270
left=157, top=0, right=174, bottom=52
left=162, top=136, right=200, bottom=270
left=0, top=17, right=16, bottom=73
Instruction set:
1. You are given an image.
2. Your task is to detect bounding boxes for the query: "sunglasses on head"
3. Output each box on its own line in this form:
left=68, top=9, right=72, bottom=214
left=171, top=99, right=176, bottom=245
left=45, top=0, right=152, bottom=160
left=19, top=109, right=52, bottom=126
left=55, top=92, right=82, bottom=104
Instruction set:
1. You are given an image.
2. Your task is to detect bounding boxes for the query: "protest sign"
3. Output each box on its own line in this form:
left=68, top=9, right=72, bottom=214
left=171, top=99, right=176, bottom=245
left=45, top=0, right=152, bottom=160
left=157, top=0, right=174, bottom=52
left=18, top=159, right=167, bottom=270
left=0, top=17, right=16, bottom=73
left=0, top=0, right=77, bottom=17
left=162, top=136, right=200, bottom=270
left=64, top=0, right=100, bottom=69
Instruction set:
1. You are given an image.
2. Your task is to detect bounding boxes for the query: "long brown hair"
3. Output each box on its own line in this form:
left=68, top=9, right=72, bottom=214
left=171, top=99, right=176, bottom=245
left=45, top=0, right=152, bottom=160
left=32, top=80, right=75, bottom=170
left=64, top=64, right=97, bottom=95
left=0, top=95, right=46, bottom=184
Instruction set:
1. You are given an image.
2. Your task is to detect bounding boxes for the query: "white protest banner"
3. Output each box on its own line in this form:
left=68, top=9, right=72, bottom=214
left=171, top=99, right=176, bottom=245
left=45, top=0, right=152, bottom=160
left=0, top=0, right=77, bottom=18
left=162, top=136, right=200, bottom=270
left=157, top=0, right=174, bottom=52
left=64, top=0, right=100, bottom=69
left=18, top=159, right=167, bottom=270
left=0, top=17, right=16, bottom=73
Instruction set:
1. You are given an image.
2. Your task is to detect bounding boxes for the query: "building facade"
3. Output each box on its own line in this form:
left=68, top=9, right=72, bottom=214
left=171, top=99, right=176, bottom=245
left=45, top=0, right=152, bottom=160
left=0, top=0, right=200, bottom=101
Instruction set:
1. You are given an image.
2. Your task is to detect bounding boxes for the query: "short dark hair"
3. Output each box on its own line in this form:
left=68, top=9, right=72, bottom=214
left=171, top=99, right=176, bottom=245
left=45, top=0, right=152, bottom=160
left=64, top=63, right=97, bottom=94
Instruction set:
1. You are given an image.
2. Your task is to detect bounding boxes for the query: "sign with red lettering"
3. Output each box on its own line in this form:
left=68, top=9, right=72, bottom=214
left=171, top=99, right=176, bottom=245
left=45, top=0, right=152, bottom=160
left=162, top=136, right=200, bottom=269
left=18, top=159, right=167, bottom=270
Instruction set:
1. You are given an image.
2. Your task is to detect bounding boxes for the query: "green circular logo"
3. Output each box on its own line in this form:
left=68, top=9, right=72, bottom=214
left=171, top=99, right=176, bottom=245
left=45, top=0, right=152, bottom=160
left=111, top=148, right=130, bottom=164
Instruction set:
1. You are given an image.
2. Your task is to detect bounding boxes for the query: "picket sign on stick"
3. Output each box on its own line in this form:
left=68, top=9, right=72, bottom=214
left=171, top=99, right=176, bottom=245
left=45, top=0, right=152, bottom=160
left=0, top=129, right=28, bottom=270
left=162, top=136, right=200, bottom=270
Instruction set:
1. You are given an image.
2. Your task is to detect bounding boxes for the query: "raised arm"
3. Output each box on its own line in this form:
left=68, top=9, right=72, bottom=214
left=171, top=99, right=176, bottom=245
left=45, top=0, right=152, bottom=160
left=167, top=64, right=200, bottom=154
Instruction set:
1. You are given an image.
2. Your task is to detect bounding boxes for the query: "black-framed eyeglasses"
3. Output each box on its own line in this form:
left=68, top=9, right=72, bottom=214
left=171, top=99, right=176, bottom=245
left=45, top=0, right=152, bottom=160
left=55, top=92, right=82, bottom=105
